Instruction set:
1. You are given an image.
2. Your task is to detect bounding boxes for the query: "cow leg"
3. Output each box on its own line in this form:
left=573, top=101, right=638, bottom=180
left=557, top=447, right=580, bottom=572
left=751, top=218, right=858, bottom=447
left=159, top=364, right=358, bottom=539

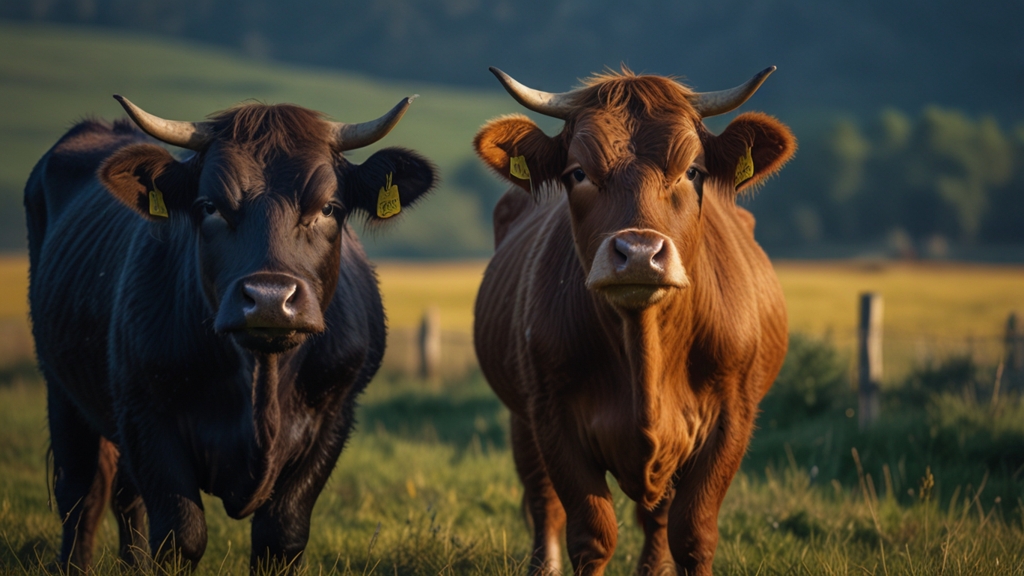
left=110, top=456, right=148, bottom=566
left=511, top=414, right=566, bottom=575
left=536, top=430, right=617, bottom=576
left=118, top=414, right=207, bottom=569
left=667, top=414, right=751, bottom=576
left=250, top=414, right=355, bottom=574
left=249, top=480, right=319, bottom=573
left=635, top=490, right=676, bottom=575
left=48, top=386, right=115, bottom=573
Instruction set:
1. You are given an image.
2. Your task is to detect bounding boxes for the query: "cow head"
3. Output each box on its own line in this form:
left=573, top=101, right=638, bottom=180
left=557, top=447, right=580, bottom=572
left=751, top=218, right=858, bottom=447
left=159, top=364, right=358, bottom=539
left=474, top=67, right=795, bottom=310
left=101, top=97, right=436, bottom=353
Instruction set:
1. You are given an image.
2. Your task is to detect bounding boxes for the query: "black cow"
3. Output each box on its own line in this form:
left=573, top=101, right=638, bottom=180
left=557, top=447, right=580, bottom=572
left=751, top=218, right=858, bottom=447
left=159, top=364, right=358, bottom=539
left=25, top=95, right=436, bottom=572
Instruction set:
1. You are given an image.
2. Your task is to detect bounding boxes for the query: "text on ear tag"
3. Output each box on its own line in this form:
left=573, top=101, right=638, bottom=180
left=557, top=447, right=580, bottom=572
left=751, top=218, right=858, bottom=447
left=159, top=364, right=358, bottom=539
left=734, top=146, right=755, bottom=187
left=148, top=188, right=169, bottom=218
left=509, top=155, right=534, bottom=193
left=376, top=172, right=401, bottom=219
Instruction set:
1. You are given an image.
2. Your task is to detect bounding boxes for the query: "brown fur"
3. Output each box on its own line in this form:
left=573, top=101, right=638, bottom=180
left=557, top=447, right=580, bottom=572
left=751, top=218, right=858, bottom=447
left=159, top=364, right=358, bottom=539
left=473, top=69, right=795, bottom=575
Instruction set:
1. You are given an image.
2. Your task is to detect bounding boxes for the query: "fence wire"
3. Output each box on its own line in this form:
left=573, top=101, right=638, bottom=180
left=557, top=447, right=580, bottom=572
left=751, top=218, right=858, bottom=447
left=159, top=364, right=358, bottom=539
left=380, top=325, right=1021, bottom=386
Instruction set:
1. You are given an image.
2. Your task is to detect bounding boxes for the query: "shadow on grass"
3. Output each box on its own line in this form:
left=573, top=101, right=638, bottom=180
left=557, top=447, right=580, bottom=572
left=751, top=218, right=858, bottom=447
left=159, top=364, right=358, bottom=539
left=358, top=374, right=508, bottom=451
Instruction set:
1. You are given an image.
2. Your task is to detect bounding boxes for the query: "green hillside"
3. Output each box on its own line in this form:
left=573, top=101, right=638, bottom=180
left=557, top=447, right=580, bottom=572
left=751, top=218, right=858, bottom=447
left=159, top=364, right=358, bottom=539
left=0, top=22, right=524, bottom=256
left=4, top=22, right=1022, bottom=260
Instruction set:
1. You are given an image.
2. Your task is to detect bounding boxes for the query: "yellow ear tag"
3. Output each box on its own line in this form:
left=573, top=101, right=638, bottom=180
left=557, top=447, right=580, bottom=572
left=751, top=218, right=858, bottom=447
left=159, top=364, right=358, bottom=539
left=148, top=187, right=169, bottom=218
left=376, top=173, right=401, bottom=219
left=734, top=146, right=755, bottom=187
left=509, top=155, right=534, bottom=194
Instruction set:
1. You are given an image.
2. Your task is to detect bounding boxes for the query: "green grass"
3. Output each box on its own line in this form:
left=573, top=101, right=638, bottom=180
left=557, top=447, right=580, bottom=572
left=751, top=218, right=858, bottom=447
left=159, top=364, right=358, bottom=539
left=4, top=355, right=1024, bottom=575
left=0, top=21, right=544, bottom=255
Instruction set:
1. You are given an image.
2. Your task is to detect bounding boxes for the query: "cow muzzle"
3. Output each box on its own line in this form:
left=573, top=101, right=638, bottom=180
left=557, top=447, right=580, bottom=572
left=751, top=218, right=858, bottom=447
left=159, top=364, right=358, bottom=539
left=585, top=230, right=689, bottom=309
left=214, top=272, right=326, bottom=352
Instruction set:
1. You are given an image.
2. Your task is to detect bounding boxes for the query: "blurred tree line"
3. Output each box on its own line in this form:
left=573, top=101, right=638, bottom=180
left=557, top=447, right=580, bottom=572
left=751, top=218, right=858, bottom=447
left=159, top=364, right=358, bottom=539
left=750, top=108, right=1024, bottom=255
left=4, top=0, right=1021, bottom=121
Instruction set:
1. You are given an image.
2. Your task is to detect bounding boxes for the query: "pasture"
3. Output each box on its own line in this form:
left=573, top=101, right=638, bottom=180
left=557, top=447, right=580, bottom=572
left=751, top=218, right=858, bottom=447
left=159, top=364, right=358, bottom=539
left=1, top=259, right=1023, bottom=573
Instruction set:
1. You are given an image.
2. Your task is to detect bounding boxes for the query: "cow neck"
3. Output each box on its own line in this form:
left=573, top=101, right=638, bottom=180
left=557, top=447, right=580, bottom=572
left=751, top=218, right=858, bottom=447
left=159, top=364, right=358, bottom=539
left=237, top=352, right=287, bottom=517
left=598, top=245, right=712, bottom=504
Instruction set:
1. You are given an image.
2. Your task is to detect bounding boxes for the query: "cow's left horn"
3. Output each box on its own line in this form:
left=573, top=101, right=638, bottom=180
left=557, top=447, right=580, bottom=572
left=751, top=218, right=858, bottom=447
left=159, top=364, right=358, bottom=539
left=332, top=96, right=416, bottom=151
left=114, top=95, right=212, bottom=150
left=489, top=67, right=575, bottom=120
left=690, top=66, right=776, bottom=118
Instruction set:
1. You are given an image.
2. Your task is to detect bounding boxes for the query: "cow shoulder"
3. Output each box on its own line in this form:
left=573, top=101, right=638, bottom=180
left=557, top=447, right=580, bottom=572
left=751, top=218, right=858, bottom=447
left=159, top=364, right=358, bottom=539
left=27, top=120, right=143, bottom=224
left=696, top=196, right=785, bottom=370
left=300, top=227, right=385, bottom=405
left=491, top=186, right=534, bottom=247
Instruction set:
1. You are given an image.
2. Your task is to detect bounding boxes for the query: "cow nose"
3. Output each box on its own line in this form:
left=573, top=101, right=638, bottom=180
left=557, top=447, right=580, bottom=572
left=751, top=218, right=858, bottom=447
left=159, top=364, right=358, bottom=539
left=585, top=229, right=688, bottom=308
left=242, top=280, right=298, bottom=317
left=214, top=272, right=326, bottom=337
left=613, top=234, right=667, bottom=272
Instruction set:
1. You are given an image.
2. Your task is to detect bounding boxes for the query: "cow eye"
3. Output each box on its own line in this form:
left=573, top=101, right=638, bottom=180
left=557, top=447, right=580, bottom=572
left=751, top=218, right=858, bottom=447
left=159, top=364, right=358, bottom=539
left=194, top=199, right=219, bottom=217
left=572, top=168, right=587, bottom=183
left=686, top=166, right=706, bottom=208
left=320, top=203, right=334, bottom=217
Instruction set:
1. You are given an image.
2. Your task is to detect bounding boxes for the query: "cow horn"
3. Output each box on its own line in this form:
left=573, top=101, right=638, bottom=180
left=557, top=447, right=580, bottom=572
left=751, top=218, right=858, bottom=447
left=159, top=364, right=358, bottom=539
left=332, top=96, right=417, bottom=151
left=489, top=67, right=575, bottom=120
left=113, top=95, right=212, bottom=150
left=690, top=66, right=776, bottom=118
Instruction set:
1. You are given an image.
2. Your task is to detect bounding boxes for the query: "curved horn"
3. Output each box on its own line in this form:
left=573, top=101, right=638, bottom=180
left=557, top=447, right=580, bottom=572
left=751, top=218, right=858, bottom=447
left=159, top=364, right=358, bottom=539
left=690, top=66, right=776, bottom=118
left=113, top=95, right=212, bottom=150
left=332, top=96, right=417, bottom=151
left=489, top=67, right=576, bottom=120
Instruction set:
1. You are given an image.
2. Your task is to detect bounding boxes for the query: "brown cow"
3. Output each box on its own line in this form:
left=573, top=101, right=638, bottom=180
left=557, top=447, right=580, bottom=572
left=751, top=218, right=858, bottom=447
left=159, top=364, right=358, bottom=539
left=473, top=67, right=795, bottom=575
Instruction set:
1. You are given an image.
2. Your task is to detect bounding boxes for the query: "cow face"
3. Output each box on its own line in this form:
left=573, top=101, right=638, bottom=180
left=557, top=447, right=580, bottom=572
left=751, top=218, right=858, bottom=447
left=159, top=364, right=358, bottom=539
left=475, top=68, right=795, bottom=311
left=101, top=100, right=435, bottom=353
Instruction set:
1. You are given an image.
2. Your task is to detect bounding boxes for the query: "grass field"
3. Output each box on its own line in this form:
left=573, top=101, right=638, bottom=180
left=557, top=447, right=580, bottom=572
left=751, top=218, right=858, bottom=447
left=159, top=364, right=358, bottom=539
left=3, top=371, right=1024, bottom=575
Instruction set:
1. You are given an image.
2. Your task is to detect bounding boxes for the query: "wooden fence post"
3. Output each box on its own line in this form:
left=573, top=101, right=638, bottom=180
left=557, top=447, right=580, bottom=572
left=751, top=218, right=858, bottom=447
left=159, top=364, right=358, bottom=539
left=418, top=306, right=441, bottom=382
left=1007, top=312, right=1023, bottom=390
left=858, top=292, right=883, bottom=430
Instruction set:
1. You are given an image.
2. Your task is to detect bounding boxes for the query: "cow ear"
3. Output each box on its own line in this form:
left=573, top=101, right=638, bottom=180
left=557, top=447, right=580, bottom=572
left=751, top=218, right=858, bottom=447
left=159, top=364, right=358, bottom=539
left=346, top=147, right=437, bottom=223
left=473, top=114, right=565, bottom=193
left=703, top=112, right=796, bottom=194
left=99, top=144, right=195, bottom=221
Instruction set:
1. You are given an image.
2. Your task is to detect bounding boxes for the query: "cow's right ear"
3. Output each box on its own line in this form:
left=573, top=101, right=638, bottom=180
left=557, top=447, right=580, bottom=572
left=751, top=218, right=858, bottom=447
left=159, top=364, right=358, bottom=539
left=473, top=114, right=565, bottom=193
left=99, top=144, right=194, bottom=221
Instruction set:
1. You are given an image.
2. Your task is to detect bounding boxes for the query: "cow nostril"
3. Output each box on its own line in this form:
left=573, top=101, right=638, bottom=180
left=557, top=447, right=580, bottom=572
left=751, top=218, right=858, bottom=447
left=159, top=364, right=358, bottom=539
left=650, top=239, right=667, bottom=268
left=613, top=238, right=630, bottom=267
left=242, top=285, right=257, bottom=305
left=284, top=285, right=299, bottom=307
